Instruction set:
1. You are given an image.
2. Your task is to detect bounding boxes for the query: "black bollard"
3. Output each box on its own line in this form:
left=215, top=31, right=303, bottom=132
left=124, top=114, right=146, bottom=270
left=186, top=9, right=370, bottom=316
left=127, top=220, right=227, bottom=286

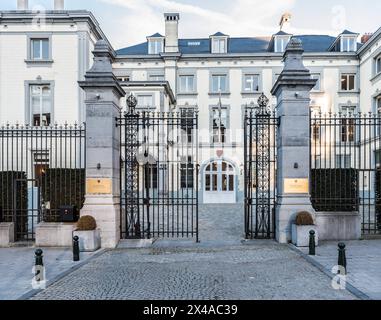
left=73, top=236, right=80, bottom=262
left=309, top=230, right=316, bottom=256
left=34, top=249, right=44, bottom=282
left=338, top=242, right=347, bottom=275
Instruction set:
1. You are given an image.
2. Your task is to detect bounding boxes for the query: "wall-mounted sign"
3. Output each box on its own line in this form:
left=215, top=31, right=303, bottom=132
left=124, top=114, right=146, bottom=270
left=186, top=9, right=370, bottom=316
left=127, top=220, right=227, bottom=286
left=284, top=178, right=309, bottom=194
left=87, top=178, right=112, bottom=194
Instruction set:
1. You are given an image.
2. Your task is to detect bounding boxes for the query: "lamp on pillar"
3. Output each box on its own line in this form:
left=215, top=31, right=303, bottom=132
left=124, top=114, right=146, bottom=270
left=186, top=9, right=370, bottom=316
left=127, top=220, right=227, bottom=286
left=126, top=93, right=138, bottom=115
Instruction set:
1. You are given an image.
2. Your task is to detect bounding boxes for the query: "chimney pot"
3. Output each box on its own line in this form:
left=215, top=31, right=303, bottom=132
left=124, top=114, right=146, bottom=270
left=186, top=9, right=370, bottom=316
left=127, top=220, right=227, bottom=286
left=164, top=13, right=180, bottom=53
left=17, top=0, right=28, bottom=10
left=54, top=0, right=65, bottom=10
left=361, top=33, right=373, bottom=44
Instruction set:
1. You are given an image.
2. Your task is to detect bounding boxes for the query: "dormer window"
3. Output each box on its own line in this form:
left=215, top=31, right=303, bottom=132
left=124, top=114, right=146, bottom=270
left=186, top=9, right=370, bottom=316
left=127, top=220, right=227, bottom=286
left=341, top=36, right=357, bottom=52
left=274, top=35, right=291, bottom=53
left=147, top=33, right=164, bottom=55
left=329, top=31, right=359, bottom=52
left=210, top=32, right=228, bottom=54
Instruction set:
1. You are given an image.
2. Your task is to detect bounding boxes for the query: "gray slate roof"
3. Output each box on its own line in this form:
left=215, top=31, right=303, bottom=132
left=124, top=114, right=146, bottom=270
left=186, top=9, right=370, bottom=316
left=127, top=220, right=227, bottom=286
left=116, top=34, right=355, bottom=56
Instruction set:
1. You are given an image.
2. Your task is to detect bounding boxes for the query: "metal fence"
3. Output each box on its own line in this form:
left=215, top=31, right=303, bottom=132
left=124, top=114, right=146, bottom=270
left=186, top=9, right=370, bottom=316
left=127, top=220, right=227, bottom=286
left=310, top=112, right=381, bottom=235
left=0, top=123, right=86, bottom=241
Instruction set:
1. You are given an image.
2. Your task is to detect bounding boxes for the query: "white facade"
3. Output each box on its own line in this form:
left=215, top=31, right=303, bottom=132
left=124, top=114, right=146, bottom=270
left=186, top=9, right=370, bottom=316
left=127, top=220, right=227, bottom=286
left=0, top=5, right=380, bottom=204
left=0, top=9, right=109, bottom=125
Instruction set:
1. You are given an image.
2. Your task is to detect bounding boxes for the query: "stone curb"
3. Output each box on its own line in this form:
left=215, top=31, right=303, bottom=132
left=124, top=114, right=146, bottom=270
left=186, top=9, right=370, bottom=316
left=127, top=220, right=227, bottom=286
left=288, top=244, right=371, bottom=300
left=17, top=248, right=108, bottom=300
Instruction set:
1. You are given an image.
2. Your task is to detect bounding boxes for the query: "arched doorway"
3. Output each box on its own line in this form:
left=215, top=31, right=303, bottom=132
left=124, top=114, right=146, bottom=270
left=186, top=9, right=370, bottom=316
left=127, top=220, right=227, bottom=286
left=203, top=160, right=236, bottom=204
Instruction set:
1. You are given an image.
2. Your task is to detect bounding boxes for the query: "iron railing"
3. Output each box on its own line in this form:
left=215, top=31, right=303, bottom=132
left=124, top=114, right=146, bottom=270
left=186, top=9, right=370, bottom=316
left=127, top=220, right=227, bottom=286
left=310, top=112, right=381, bottom=235
left=0, top=123, right=86, bottom=241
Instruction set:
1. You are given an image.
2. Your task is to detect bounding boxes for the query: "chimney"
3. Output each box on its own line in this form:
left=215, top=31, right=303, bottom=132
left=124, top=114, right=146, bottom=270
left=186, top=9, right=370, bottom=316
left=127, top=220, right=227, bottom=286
left=279, top=12, right=292, bottom=33
left=54, top=0, right=65, bottom=10
left=17, top=0, right=28, bottom=10
left=361, top=33, right=373, bottom=44
left=164, top=13, right=180, bottom=53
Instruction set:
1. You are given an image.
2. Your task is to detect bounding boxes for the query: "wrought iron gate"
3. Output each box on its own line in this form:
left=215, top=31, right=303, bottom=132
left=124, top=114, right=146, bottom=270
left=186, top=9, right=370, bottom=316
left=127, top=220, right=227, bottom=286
left=244, top=94, right=278, bottom=239
left=118, top=95, right=199, bottom=240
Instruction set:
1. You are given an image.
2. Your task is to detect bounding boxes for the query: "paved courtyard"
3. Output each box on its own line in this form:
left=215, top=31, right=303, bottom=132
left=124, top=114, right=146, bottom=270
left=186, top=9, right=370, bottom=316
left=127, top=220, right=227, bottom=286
left=30, top=241, right=355, bottom=300
left=298, top=240, right=381, bottom=300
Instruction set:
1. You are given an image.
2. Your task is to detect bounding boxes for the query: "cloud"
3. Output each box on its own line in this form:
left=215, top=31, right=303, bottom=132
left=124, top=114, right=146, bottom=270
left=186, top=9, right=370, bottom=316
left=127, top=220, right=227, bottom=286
left=98, top=0, right=337, bottom=49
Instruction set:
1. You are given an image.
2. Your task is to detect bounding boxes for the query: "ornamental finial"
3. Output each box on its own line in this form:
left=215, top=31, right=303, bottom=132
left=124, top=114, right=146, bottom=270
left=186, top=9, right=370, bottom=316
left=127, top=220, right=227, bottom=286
left=126, top=94, right=138, bottom=114
left=257, top=93, right=269, bottom=114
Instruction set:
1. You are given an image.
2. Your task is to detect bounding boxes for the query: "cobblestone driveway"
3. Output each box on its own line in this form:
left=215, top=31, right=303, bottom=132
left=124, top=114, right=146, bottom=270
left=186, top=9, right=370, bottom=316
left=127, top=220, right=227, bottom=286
left=31, top=242, right=355, bottom=300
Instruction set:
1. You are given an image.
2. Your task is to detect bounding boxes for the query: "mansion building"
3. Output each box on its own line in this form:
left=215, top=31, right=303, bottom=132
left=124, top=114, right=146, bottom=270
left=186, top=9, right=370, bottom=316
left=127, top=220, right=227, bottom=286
left=0, top=0, right=381, bottom=205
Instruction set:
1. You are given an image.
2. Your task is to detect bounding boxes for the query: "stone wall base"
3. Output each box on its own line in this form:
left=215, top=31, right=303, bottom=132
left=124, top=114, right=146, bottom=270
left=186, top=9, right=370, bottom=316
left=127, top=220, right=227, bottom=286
left=35, top=222, right=76, bottom=247
left=316, top=212, right=361, bottom=241
left=0, top=223, right=15, bottom=247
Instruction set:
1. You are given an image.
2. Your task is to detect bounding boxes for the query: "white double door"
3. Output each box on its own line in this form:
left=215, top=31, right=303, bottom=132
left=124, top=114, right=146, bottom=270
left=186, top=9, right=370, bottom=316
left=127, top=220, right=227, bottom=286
left=203, top=160, right=236, bottom=204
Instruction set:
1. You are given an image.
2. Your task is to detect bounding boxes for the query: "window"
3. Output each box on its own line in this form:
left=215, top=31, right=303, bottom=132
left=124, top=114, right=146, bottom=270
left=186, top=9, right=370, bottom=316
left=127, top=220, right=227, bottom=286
left=377, top=97, right=381, bottom=114
left=376, top=150, right=381, bottom=168
left=212, top=38, right=227, bottom=54
left=31, top=38, right=50, bottom=60
left=274, top=36, right=290, bottom=53
left=340, top=106, right=356, bottom=143
left=311, top=74, right=321, bottom=91
left=181, top=156, right=194, bottom=188
left=211, top=74, right=227, bottom=93
left=341, top=74, right=355, bottom=91
left=137, top=95, right=153, bottom=109
left=335, top=155, right=351, bottom=168
left=118, top=76, right=130, bottom=82
left=179, top=75, right=195, bottom=93
left=30, top=85, right=52, bottom=126
left=341, top=37, right=357, bottom=52
left=180, top=109, right=194, bottom=143
left=149, top=74, right=164, bottom=81
left=205, top=162, right=218, bottom=191
left=243, top=74, right=260, bottom=92
left=148, top=39, right=163, bottom=54
left=145, top=164, right=158, bottom=189
left=212, top=108, right=228, bottom=143
left=376, top=55, right=381, bottom=75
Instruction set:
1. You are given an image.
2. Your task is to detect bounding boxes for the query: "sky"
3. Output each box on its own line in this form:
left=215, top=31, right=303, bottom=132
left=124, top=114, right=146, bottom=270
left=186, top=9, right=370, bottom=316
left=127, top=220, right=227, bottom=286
left=1, top=0, right=381, bottom=50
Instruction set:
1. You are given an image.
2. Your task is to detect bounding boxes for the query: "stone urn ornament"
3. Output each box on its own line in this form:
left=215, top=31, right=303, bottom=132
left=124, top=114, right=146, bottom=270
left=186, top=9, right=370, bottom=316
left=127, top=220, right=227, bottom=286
left=73, top=215, right=101, bottom=252
left=291, top=211, right=318, bottom=247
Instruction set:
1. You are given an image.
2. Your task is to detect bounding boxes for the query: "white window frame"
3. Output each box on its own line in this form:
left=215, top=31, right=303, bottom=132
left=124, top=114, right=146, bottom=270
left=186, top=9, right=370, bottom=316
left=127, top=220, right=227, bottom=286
left=30, top=38, right=50, bottom=60
left=136, top=94, right=154, bottom=109
left=30, top=84, right=52, bottom=127
left=243, top=74, right=260, bottom=92
left=341, top=74, right=356, bottom=91
left=274, top=36, right=291, bottom=53
left=211, top=74, right=228, bottom=93
left=148, top=74, right=165, bottom=81
left=340, top=36, right=357, bottom=52
left=375, top=55, right=381, bottom=75
left=311, top=74, right=321, bottom=92
left=179, top=75, right=195, bottom=93
left=148, top=39, right=164, bottom=55
left=211, top=37, right=227, bottom=54
left=377, top=96, right=381, bottom=114
left=211, top=107, right=228, bottom=144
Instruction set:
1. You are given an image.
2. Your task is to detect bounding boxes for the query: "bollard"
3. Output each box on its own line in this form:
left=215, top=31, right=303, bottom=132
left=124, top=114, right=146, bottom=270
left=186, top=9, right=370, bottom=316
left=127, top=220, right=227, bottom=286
left=35, top=249, right=44, bottom=282
left=338, top=242, right=347, bottom=275
left=73, top=236, right=80, bottom=262
left=309, top=230, right=316, bottom=256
